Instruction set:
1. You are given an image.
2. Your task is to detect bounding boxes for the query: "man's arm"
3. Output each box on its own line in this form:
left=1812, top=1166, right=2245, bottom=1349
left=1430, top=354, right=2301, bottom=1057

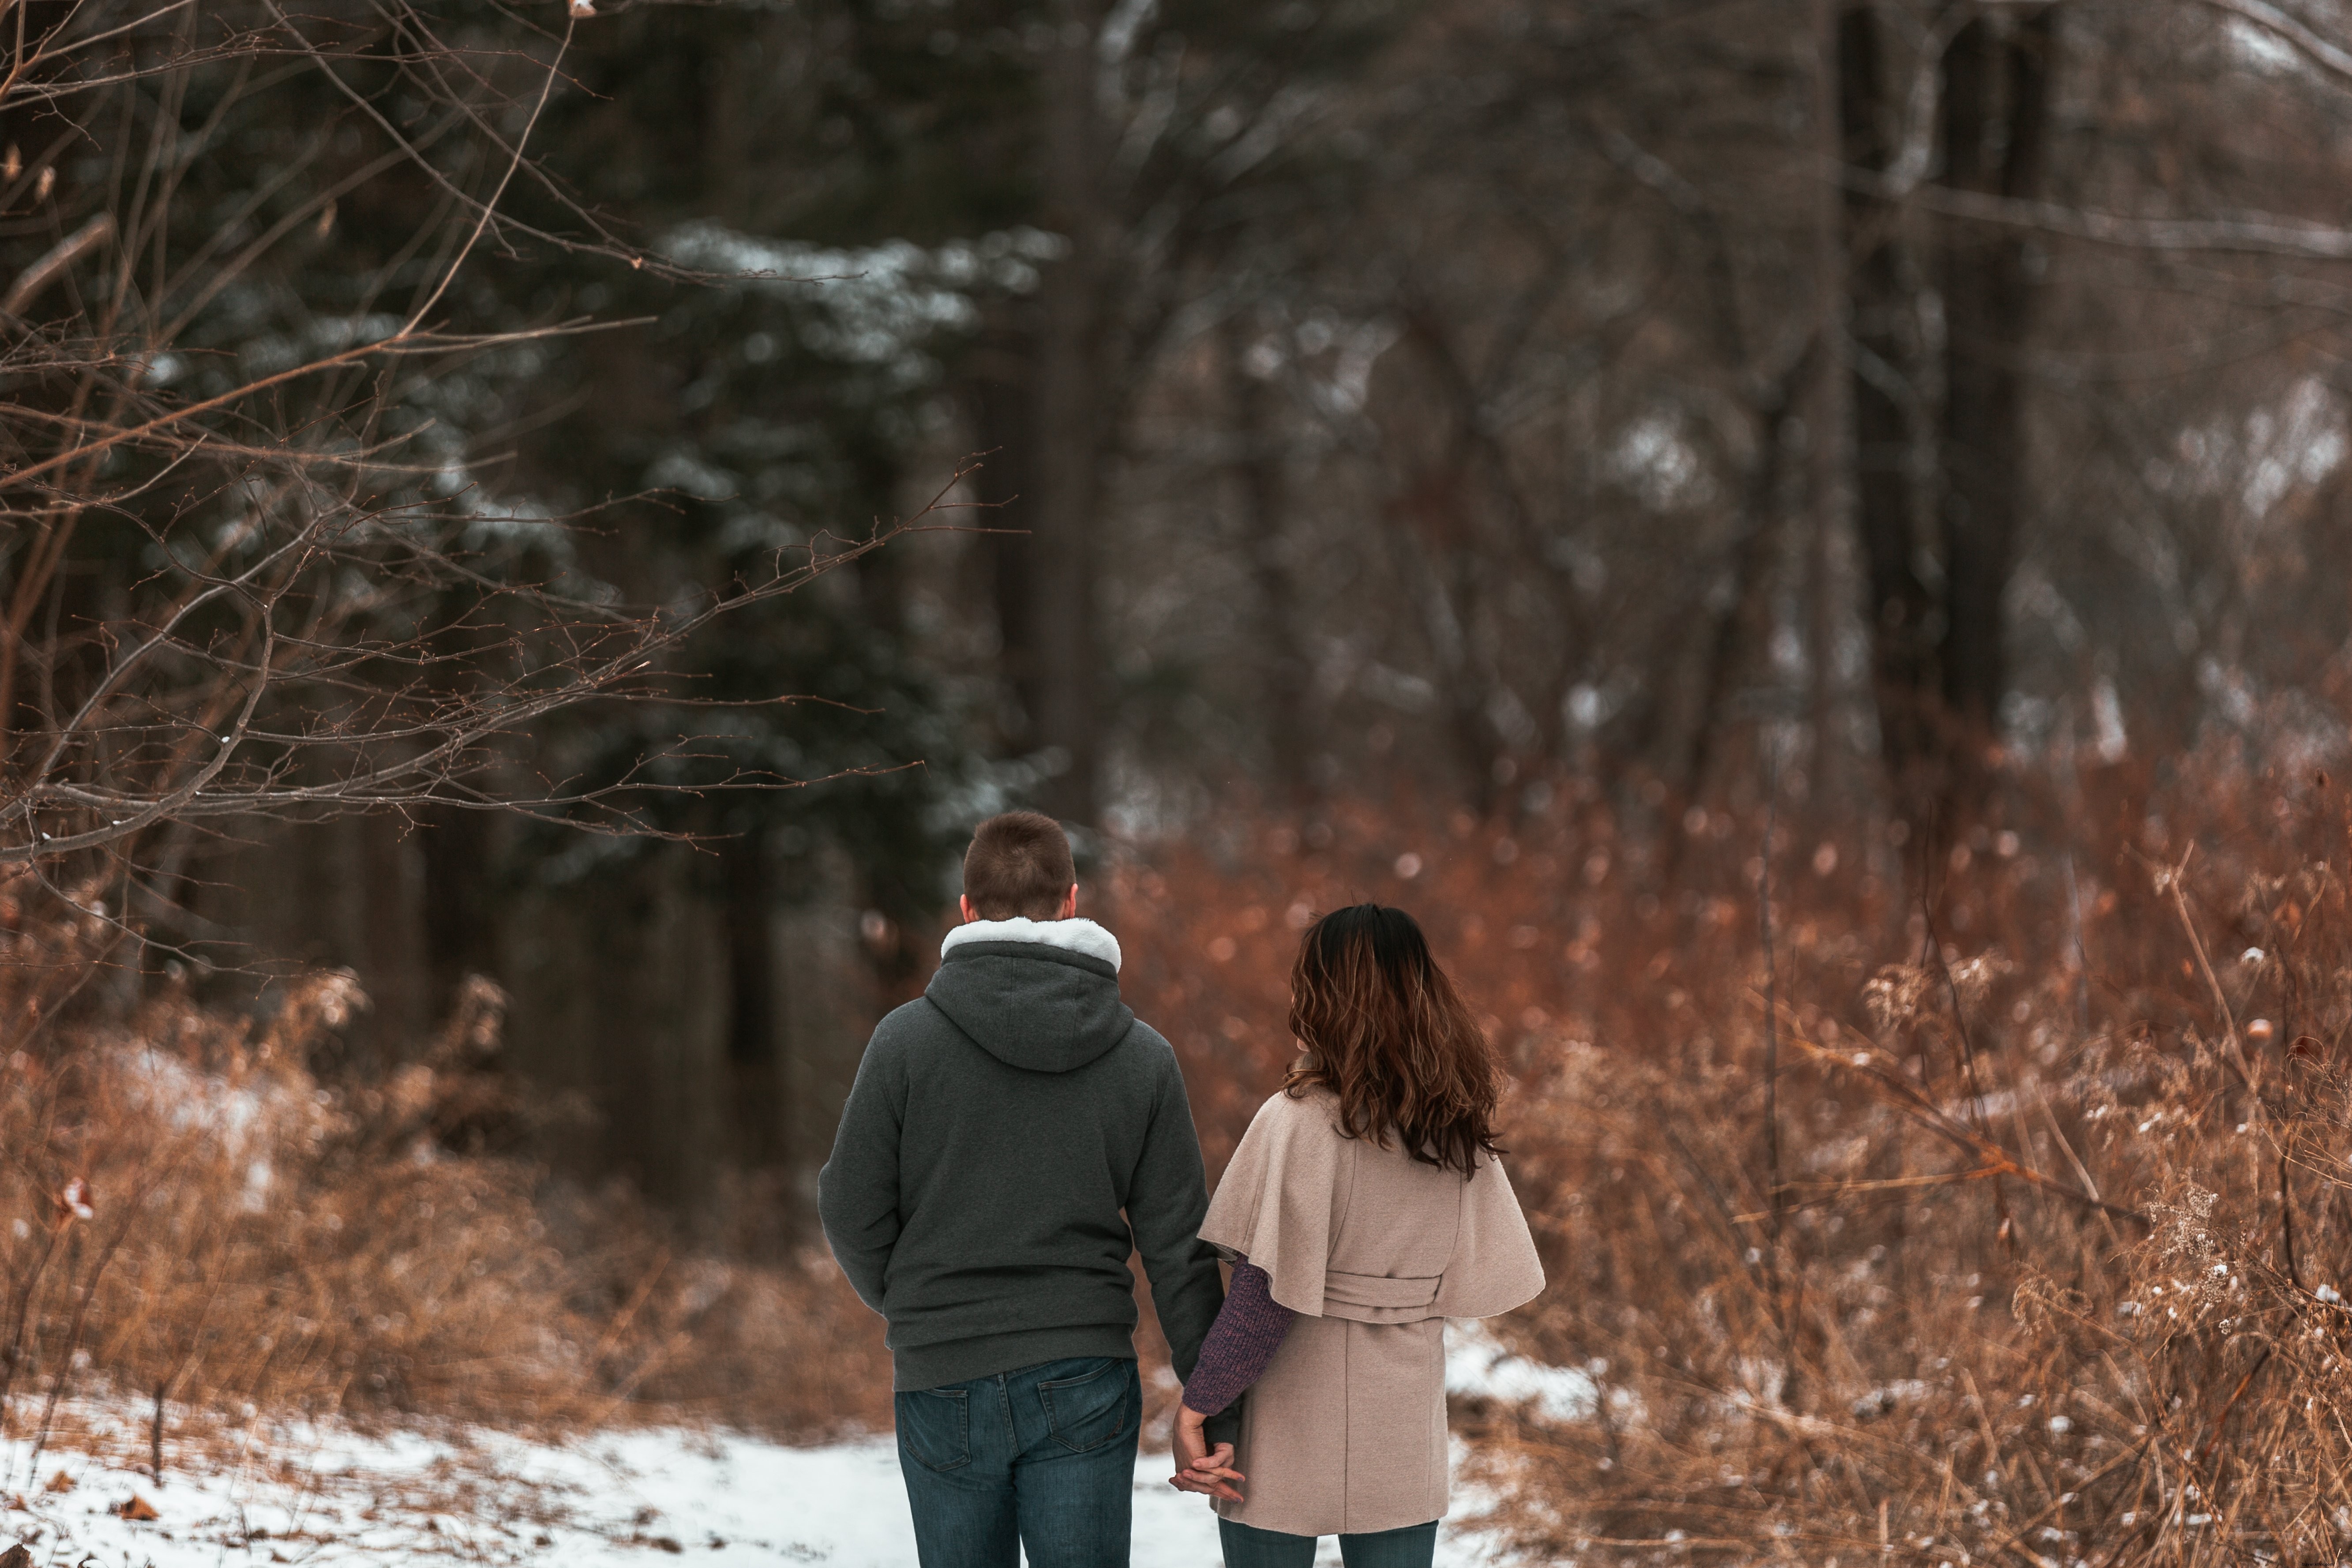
left=1126, top=1041, right=1227, bottom=1383
left=817, top=1023, right=905, bottom=1316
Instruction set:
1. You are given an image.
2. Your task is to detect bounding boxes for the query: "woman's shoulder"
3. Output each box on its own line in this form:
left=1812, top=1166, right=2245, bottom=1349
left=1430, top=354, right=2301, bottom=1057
left=1238, top=1083, right=1344, bottom=1152
left=1251, top=1081, right=1338, bottom=1123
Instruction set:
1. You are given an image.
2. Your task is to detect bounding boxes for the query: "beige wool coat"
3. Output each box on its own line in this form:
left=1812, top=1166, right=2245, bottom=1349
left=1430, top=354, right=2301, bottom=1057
left=1198, top=1087, right=1545, bottom=1538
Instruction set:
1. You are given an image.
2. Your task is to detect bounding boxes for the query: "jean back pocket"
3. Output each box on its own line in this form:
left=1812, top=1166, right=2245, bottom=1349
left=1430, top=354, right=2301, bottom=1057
left=896, top=1385, right=972, bottom=1472
left=1036, top=1358, right=1133, bottom=1455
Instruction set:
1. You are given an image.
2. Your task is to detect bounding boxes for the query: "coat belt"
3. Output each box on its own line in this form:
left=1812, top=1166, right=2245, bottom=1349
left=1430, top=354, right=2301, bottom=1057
left=1319, top=1268, right=1442, bottom=1323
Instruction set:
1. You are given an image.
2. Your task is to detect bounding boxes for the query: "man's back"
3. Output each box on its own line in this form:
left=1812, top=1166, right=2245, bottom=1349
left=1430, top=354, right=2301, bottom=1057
left=818, top=916, right=1225, bottom=1392
left=818, top=921, right=1223, bottom=1401
left=820, top=812, right=1227, bottom=1568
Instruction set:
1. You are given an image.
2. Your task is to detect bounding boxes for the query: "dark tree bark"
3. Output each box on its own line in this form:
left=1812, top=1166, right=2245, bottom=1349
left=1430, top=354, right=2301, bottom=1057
left=1224, top=317, right=1314, bottom=805
left=1938, top=8, right=2059, bottom=738
left=721, top=833, right=783, bottom=1170
left=1029, top=0, right=1112, bottom=824
left=1841, top=2, right=2061, bottom=824
left=1681, top=341, right=1817, bottom=802
left=1839, top=2, right=1940, bottom=812
left=969, top=324, right=1043, bottom=754
left=419, top=805, right=495, bottom=1016
left=1808, top=0, right=1853, bottom=807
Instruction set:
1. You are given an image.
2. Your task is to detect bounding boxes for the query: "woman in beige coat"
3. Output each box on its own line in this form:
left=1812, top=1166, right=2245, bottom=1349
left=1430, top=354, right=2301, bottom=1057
left=1170, top=904, right=1545, bottom=1568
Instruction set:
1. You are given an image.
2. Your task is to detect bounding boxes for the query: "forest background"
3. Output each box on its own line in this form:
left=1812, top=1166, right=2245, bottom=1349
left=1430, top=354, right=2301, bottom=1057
left=11, top=0, right=2352, bottom=1561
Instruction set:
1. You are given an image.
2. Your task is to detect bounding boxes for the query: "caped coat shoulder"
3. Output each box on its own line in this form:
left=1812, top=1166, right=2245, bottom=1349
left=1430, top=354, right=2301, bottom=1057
left=1199, top=1086, right=1545, bottom=1537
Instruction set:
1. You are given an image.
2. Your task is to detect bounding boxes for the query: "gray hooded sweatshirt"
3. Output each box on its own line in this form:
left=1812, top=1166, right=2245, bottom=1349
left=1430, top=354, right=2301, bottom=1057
left=818, top=917, right=1227, bottom=1393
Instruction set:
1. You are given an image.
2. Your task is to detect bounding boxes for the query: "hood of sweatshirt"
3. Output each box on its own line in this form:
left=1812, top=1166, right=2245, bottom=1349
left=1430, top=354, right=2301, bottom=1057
left=925, top=918, right=1135, bottom=1074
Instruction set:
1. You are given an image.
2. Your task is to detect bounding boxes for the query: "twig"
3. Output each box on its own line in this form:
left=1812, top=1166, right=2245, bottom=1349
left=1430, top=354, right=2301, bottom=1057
left=1759, top=738, right=1784, bottom=1238
left=1920, top=889, right=2016, bottom=1251
left=2194, top=1346, right=2276, bottom=1470
left=2063, top=852, right=2091, bottom=1036
left=1, top=213, right=115, bottom=318
left=396, top=14, right=574, bottom=335
left=1775, top=1032, right=2148, bottom=1227
left=2162, top=844, right=2253, bottom=1084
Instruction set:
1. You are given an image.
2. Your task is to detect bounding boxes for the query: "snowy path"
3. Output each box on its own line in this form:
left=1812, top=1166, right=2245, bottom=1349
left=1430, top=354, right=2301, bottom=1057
left=1, top=1420, right=1522, bottom=1567
left=0, top=1329, right=1563, bottom=1565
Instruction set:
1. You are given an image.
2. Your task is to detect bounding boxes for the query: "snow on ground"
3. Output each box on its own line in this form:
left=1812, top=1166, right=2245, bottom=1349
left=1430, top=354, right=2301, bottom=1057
left=1, top=1394, right=1527, bottom=1566
left=1444, top=1321, right=1597, bottom=1424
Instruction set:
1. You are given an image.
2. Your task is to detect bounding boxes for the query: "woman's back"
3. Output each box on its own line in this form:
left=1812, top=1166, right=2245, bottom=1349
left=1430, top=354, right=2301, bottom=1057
left=1176, top=903, right=1544, bottom=1555
left=1200, top=1084, right=1542, bottom=1537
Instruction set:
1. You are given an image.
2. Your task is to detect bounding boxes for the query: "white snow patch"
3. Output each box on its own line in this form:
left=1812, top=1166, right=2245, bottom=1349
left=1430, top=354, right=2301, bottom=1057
left=3, top=1407, right=1522, bottom=1565
left=1445, top=1321, right=1598, bottom=1423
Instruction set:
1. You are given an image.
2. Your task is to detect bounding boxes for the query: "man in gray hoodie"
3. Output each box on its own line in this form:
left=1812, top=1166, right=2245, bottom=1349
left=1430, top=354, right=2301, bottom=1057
left=819, top=811, right=1228, bottom=1567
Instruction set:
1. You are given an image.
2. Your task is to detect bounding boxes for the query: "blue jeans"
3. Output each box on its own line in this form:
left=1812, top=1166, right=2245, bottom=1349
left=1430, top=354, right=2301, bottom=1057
left=1218, top=1517, right=1440, bottom=1568
left=895, top=1355, right=1142, bottom=1568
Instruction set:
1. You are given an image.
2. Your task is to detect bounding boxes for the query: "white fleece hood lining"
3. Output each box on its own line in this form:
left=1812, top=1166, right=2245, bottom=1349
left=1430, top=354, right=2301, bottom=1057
left=940, top=916, right=1122, bottom=974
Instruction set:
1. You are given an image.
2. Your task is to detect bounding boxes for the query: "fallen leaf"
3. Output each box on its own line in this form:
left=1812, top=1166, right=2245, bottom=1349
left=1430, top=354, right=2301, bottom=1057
left=113, top=1494, right=159, bottom=1521
left=41, top=1471, right=71, bottom=1494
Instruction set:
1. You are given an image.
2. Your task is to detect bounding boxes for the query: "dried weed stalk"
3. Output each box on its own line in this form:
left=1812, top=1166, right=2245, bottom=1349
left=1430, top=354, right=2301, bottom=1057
left=1115, top=758, right=2352, bottom=1566
left=0, top=895, right=888, bottom=1455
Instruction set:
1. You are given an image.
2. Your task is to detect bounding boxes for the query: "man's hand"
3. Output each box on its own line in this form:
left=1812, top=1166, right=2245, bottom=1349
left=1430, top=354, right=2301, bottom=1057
left=1169, top=1404, right=1245, bottom=1503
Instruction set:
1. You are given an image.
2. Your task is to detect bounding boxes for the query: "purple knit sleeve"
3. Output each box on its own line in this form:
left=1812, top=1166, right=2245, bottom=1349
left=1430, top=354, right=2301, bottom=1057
left=1180, top=1256, right=1295, bottom=1417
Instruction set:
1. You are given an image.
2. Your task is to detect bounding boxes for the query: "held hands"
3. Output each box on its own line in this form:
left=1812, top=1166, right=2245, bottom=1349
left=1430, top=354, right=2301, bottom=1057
left=1169, top=1404, right=1246, bottom=1503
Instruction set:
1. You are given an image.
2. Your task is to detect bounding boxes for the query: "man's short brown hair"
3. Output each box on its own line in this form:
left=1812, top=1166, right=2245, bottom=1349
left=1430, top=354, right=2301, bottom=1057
left=962, top=811, right=1077, bottom=920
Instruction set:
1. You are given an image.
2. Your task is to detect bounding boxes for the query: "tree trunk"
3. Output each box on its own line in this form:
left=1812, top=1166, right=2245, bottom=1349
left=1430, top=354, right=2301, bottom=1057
left=1937, top=8, right=2058, bottom=746
left=1030, top=0, right=1111, bottom=824
left=1224, top=317, right=1313, bottom=804
left=1838, top=2, right=1940, bottom=817
left=418, top=804, right=494, bottom=1017
left=969, top=322, right=1043, bottom=754
left=1808, top=0, right=1853, bottom=809
left=1681, top=342, right=1815, bottom=803
left=721, top=832, right=783, bottom=1172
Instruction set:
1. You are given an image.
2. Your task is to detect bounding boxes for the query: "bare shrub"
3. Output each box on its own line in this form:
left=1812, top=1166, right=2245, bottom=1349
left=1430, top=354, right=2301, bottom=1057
left=1112, top=753, right=2352, bottom=1565
left=0, top=0, right=917, bottom=1455
left=0, top=891, right=885, bottom=1451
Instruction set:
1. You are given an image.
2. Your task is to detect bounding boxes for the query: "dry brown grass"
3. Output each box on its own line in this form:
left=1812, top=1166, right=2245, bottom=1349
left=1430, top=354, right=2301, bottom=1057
left=1110, top=753, right=2352, bottom=1567
left=0, top=888, right=888, bottom=1461
left=23, top=741, right=2352, bottom=1567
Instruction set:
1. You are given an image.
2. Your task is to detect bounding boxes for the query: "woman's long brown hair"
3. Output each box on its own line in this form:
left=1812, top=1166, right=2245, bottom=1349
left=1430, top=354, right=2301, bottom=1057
left=1283, top=904, right=1502, bottom=1176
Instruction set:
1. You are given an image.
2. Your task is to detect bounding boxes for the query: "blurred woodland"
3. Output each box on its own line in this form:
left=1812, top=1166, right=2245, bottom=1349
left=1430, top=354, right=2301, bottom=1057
left=15, top=2, right=2352, bottom=1557
left=15, top=0, right=2352, bottom=1204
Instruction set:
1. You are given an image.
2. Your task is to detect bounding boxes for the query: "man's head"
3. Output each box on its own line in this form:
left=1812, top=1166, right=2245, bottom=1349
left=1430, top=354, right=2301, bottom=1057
left=960, top=811, right=1079, bottom=923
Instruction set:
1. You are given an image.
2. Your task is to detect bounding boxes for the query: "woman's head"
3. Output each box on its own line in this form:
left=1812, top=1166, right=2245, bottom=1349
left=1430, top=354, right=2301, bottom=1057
left=1284, top=904, right=1502, bottom=1176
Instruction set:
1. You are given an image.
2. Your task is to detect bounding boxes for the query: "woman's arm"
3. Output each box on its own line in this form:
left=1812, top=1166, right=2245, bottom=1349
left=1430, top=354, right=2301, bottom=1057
left=1180, top=1257, right=1294, bottom=1416
left=1173, top=1256, right=1287, bottom=1503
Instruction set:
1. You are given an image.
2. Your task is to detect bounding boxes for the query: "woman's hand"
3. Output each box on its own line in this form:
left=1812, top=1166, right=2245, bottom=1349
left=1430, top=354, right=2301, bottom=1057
left=1169, top=1404, right=1245, bottom=1503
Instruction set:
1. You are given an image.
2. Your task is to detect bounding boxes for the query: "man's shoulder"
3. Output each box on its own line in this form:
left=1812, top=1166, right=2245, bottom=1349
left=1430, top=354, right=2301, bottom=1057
left=867, top=996, right=952, bottom=1057
left=1108, top=1015, right=1188, bottom=1088
left=1119, top=1013, right=1176, bottom=1059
